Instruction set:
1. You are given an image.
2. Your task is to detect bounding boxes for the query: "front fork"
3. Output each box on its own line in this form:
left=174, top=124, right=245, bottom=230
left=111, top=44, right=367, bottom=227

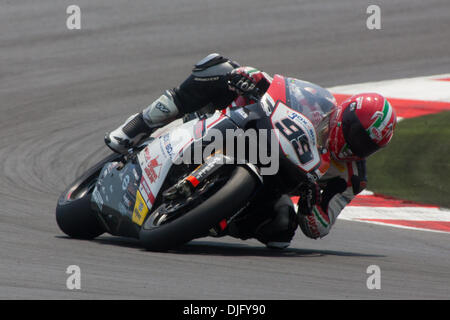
left=163, top=152, right=263, bottom=199
left=162, top=152, right=264, bottom=236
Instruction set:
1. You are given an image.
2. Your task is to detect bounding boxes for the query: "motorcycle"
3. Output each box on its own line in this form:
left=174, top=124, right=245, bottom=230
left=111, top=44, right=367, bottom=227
left=56, top=75, right=336, bottom=251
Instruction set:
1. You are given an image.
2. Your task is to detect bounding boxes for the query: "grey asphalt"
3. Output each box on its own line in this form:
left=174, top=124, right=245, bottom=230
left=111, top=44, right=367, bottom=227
left=1, top=0, right=449, bottom=299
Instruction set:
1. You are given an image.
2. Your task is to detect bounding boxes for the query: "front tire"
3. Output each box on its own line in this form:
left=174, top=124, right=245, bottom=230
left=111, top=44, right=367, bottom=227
left=139, top=166, right=258, bottom=251
left=56, top=153, right=120, bottom=239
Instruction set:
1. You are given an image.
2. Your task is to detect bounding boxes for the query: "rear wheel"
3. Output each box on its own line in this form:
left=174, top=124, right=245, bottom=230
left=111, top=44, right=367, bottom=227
left=56, top=153, right=120, bottom=239
left=139, top=166, right=258, bottom=251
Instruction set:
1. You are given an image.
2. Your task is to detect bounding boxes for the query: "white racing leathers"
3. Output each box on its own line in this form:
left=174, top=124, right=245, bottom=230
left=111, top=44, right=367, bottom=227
left=298, top=158, right=367, bottom=239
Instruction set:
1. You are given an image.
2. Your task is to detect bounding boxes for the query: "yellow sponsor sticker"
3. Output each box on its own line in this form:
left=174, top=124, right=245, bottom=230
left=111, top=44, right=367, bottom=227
left=132, top=191, right=149, bottom=226
left=331, top=159, right=346, bottom=172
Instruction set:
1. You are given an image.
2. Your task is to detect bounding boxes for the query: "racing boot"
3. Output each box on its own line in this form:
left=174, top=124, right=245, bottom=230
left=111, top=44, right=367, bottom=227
left=254, top=195, right=298, bottom=249
left=225, top=195, right=298, bottom=249
left=105, top=90, right=179, bottom=154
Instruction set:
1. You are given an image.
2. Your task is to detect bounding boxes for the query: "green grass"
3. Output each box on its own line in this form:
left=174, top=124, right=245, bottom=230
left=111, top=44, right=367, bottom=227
left=366, top=111, right=450, bottom=208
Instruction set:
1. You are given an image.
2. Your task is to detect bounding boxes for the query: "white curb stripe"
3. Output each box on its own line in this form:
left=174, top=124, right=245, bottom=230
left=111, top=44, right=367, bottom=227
left=328, top=74, right=450, bottom=102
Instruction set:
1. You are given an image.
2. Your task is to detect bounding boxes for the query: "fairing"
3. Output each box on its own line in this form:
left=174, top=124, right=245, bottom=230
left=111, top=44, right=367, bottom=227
left=262, top=75, right=336, bottom=178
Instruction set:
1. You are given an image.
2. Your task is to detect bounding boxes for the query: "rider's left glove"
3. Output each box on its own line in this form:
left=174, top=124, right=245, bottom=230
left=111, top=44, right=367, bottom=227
left=227, top=66, right=271, bottom=99
left=297, top=176, right=322, bottom=217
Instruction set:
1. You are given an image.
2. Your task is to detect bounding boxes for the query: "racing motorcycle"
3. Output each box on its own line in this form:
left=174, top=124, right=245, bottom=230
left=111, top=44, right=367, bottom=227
left=56, top=75, right=336, bottom=251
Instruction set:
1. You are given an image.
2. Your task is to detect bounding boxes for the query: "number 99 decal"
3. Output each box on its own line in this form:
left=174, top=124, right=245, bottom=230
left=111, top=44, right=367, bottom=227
left=270, top=102, right=321, bottom=172
left=274, top=118, right=314, bottom=165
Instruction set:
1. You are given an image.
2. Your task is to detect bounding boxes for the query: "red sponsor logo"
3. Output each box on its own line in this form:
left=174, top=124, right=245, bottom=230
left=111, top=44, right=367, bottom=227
left=193, top=119, right=206, bottom=140
left=144, top=147, right=151, bottom=161
left=145, top=156, right=162, bottom=183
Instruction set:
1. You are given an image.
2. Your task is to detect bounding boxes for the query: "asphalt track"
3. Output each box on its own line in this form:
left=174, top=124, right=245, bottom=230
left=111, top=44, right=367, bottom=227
left=1, top=0, right=449, bottom=299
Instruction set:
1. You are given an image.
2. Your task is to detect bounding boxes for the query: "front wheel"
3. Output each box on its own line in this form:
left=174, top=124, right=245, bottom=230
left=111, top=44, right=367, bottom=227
left=139, top=166, right=258, bottom=251
left=56, top=153, right=120, bottom=239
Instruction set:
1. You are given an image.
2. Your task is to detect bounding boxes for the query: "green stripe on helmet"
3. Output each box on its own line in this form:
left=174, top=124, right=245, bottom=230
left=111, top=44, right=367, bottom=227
left=372, top=99, right=390, bottom=129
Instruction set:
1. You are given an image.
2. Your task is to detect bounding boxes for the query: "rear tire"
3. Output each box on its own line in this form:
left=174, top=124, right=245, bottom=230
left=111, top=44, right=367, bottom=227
left=56, top=153, right=120, bottom=239
left=139, top=166, right=257, bottom=251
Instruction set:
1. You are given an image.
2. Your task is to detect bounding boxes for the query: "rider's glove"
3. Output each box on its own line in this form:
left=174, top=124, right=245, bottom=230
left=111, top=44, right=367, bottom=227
left=297, top=175, right=322, bottom=216
left=227, top=66, right=271, bottom=99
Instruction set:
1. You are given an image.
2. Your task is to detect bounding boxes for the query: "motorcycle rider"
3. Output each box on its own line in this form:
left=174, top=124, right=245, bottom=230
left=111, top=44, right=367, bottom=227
left=105, top=53, right=397, bottom=248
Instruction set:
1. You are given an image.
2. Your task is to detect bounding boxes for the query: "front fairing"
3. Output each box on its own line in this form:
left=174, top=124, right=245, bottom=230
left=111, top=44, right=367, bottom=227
left=258, top=75, right=336, bottom=180
left=283, top=77, right=336, bottom=150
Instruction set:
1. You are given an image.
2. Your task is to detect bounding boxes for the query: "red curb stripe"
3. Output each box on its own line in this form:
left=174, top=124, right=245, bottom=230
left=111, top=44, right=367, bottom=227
left=349, top=194, right=439, bottom=208
left=359, top=219, right=450, bottom=232
left=433, top=77, right=450, bottom=82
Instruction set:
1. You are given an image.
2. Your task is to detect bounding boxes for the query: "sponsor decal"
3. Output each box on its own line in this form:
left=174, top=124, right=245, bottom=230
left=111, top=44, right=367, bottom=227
left=287, top=111, right=317, bottom=143
left=132, top=168, right=140, bottom=181
left=144, top=147, right=151, bottom=161
left=118, top=202, right=129, bottom=217
left=356, top=96, right=364, bottom=109
left=144, top=156, right=162, bottom=184
left=275, top=114, right=315, bottom=165
left=193, top=119, right=206, bottom=140
left=194, top=76, right=219, bottom=81
left=127, top=183, right=137, bottom=198
left=235, top=108, right=248, bottom=120
left=102, top=162, right=119, bottom=178
left=121, top=175, right=130, bottom=191
left=192, top=155, right=223, bottom=182
left=132, top=191, right=149, bottom=226
left=331, top=158, right=346, bottom=172
left=92, top=188, right=104, bottom=211
left=122, top=194, right=132, bottom=208
left=140, top=177, right=151, bottom=197
left=139, top=177, right=156, bottom=206
left=155, top=102, right=170, bottom=113
left=162, top=134, right=174, bottom=158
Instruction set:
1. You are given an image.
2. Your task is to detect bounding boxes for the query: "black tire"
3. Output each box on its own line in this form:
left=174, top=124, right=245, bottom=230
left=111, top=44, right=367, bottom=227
left=139, top=166, right=257, bottom=251
left=56, top=153, right=120, bottom=239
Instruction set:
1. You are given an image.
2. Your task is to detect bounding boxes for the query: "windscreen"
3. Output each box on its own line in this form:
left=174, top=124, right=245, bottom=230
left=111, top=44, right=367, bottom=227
left=285, top=78, right=337, bottom=150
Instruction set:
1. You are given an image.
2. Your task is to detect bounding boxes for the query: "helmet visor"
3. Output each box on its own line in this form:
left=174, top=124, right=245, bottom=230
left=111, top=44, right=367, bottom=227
left=342, top=107, right=380, bottom=158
